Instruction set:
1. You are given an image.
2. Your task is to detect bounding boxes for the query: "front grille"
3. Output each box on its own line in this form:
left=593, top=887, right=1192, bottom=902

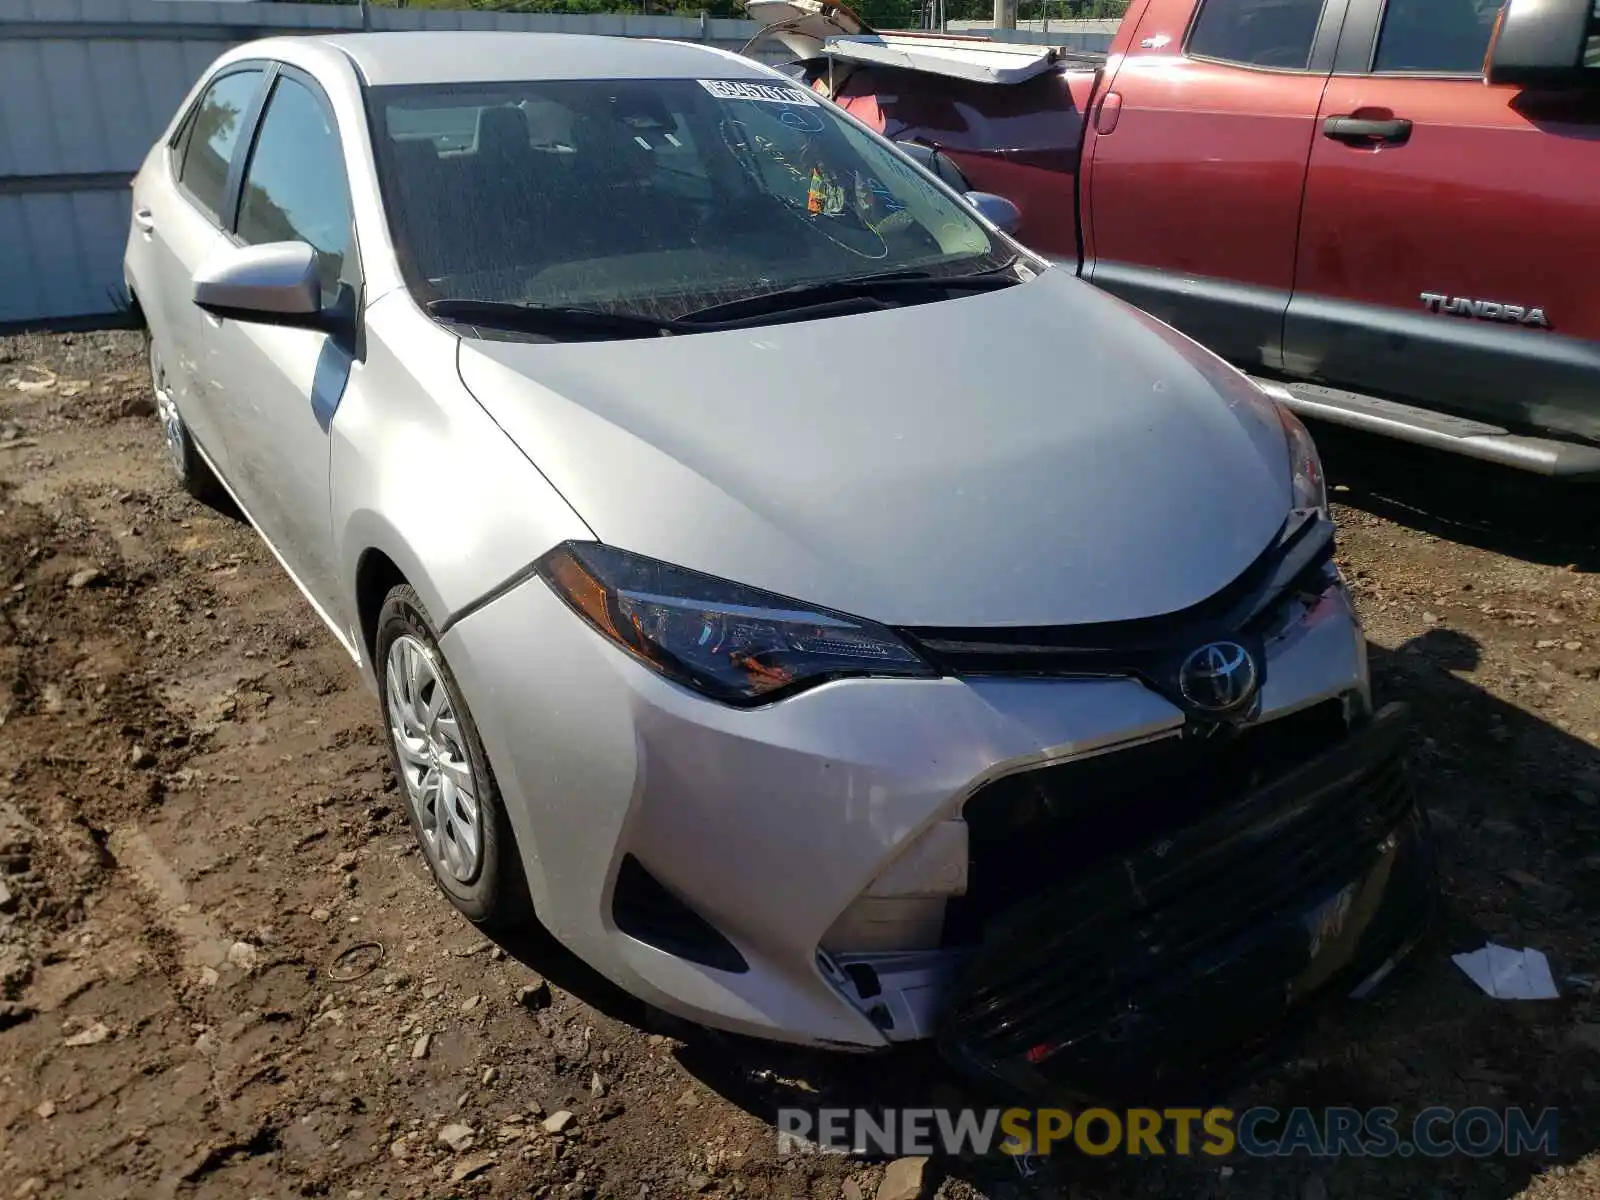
left=898, top=509, right=1336, bottom=682
left=937, top=703, right=1425, bottom=1101
left=944, top=698, right=1352, bottom=943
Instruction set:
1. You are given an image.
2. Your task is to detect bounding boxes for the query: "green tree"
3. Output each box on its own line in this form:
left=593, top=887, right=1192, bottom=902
left=851, top=0, right=917, bottom=26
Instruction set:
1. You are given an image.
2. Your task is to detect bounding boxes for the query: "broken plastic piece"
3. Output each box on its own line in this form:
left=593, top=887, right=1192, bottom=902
left=1452, top=943, right=1559, bottom=999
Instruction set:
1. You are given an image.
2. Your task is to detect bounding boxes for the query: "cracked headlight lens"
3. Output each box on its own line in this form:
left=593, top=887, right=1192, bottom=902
left=1279, top=402, right=1328, bottom=516
left=1250, top=381, right=1328, bottom=516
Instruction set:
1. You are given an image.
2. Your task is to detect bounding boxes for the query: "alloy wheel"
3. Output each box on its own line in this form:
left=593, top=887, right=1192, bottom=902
left=150, top=346, right=185, bottom=476
left=384, top=633, right=482, bottom=883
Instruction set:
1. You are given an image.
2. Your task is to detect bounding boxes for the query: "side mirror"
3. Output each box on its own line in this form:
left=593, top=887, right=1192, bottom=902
left=964, top=190, right=1022, bottom=236
left=192, top=241, right=348, bottom=336
left=1485, top=0, right=1596, bottom=87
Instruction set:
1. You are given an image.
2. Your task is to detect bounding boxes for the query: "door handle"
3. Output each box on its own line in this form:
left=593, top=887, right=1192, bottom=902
left=133, top=208, right=156, bottom=233
left=1094, top=90, right=1123, bottom=136
left=1322, top=116, right=1412, bottom=145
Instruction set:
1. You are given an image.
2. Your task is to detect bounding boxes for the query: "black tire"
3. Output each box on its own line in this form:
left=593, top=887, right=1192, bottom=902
left=146, top=332, right=226, bottom=506
left=374, top=583, right=530, bottom=927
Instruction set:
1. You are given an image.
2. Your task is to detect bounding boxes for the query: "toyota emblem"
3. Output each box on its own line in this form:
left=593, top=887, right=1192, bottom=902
left=1178, top=641, right=1259, bottom=713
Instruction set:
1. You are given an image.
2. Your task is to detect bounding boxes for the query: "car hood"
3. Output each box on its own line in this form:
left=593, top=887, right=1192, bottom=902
left=455, top=269, right=1292, bottom=627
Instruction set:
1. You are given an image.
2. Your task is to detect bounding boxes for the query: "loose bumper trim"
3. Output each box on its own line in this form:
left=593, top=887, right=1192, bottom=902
left=936, top=701, right=1432, bottom=1102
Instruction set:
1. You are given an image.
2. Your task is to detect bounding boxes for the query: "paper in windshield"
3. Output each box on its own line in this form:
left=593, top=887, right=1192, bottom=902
left=697, top=79, right=819, bottom=106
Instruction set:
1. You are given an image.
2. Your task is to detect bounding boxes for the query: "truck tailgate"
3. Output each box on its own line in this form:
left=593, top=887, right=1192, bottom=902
left=829, top=62, right=1100, bottom=261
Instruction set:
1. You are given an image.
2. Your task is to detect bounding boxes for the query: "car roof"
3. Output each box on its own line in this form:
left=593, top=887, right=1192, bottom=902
left=313, top=31, right=772, bottom=88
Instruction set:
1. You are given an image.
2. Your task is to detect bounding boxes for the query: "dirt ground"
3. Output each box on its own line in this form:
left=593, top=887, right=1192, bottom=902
left=1, top=328, right=1598, bottom=1200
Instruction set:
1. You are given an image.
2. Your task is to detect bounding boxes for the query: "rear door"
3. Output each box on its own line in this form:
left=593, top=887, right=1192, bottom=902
left=1082, top=0, right=1347, bottom=370
left=205, top=65, right=360, bottom=625
left=1286, top=0, right=1600, bottom=440
left=139, top=64, right=270, bottom=477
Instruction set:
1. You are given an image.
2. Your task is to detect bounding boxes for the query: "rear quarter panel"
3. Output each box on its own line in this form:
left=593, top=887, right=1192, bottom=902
left=123, top=147, right=165, bottom=325
left=122, top=60, right=218, bottom=297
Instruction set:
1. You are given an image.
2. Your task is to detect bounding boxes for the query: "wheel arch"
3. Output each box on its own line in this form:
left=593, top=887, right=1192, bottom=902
left=122, top=277, right=147, bottom=329
left=344, top=511, right=448, bottom=681
left=355, top=546, right=409, bottom=673
left=356, top=533, right=547, bottom=924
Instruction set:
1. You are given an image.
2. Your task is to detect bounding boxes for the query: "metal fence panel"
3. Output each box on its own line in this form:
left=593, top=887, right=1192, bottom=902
left=0, top=0, right=783, bottom=324
left=0, top=188, right=130, bottom=319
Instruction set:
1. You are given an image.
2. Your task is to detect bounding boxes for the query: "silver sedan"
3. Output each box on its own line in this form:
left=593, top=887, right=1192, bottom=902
left=124, top=31, right=1427, bottom=1092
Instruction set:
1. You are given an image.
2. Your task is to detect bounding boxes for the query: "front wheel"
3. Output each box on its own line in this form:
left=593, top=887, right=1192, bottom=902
left=375, top=584, right=529, bottom=927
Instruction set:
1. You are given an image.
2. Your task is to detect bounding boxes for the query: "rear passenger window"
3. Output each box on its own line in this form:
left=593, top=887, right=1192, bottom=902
left=1373, top=0, right=1500, bottom=74
left=178, top=69, right=265, bottom=222
left=1186, top=0, right=1326, bottom=70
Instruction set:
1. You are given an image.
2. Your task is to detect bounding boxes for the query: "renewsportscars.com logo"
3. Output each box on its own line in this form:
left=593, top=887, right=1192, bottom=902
left=776, top=1106, right=1560, bottom=1160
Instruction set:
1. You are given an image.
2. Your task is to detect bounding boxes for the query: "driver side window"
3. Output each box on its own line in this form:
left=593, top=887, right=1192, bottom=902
left=236, top=73, right=356, bottom=307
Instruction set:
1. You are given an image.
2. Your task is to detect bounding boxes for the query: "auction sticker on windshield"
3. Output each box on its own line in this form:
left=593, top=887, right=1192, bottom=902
left=698, top=79, right=819, bottom=106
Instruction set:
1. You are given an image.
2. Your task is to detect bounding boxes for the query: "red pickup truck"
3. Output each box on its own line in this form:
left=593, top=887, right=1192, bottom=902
left=753, top=0, right=1600, bottom=477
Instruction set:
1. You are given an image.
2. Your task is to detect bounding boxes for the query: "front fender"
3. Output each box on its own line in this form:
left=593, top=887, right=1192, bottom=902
left=342, top=512, right=449, bottom=672
left=332, top=291, right=593, bottom=682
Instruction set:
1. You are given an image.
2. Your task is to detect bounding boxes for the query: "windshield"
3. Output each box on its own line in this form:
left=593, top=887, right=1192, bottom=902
left=367, top=77, right=1010, bottom=324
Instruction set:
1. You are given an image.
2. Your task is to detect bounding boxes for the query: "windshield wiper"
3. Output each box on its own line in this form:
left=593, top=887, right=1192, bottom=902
left=676, top=259, right=1025, bottom=325
left=427, top=259, right=1026, bottom=339
left=427, top=299, right=690, bottom=340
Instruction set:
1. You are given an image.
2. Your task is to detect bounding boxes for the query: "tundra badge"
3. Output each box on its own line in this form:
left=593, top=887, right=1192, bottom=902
left=1421, top=292, right=1550, bottom=328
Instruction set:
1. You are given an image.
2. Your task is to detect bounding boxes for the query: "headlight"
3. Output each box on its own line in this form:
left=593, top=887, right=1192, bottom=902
left=1255, top=383, right=1327, bottom=515
left=537, top=542, right=937, bottom=704
left=1279, top=404, right=1328, bottom=515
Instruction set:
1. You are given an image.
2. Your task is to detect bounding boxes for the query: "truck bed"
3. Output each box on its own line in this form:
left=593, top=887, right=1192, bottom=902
left=819, top=54, right=1098, bottom=261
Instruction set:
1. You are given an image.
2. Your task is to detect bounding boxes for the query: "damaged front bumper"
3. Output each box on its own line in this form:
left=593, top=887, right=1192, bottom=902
left=935, top=701, right=1431, bottom=1102
left=446, top=540, right=1418, bottom=1057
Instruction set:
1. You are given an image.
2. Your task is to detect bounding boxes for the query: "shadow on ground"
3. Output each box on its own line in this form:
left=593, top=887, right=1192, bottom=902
left=1311, top=421, right=1600, bottom=572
